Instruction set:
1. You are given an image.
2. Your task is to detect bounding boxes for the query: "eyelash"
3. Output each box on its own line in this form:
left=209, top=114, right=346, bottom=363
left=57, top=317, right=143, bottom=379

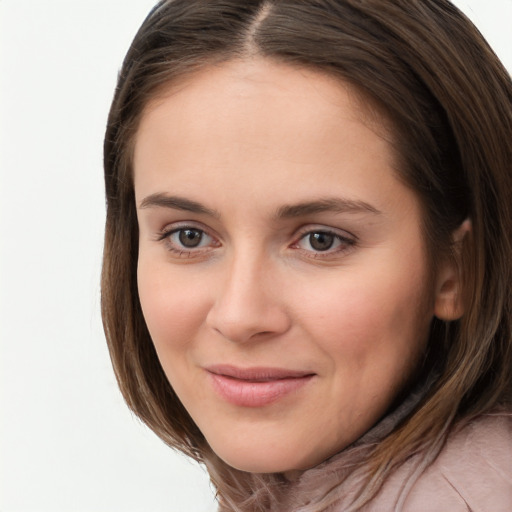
left=156, top=225, right=218, bottom=258
left=292, top=227, right=356, bottom=258
left=156, top=225, right=356, bottom=259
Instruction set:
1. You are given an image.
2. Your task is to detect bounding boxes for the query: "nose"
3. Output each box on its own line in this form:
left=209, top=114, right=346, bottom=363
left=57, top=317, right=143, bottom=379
left=205, top=251, right=291, bottom=344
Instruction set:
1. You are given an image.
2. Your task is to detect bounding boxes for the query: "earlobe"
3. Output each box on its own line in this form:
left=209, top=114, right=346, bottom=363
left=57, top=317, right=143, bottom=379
left=434, top=219, right=471, bottom=321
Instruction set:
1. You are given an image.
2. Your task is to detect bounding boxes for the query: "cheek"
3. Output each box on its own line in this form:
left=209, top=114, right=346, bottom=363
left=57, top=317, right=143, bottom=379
left=137, top=259, right=211, bottom=353
left=294, top=264, right=433, bottom=367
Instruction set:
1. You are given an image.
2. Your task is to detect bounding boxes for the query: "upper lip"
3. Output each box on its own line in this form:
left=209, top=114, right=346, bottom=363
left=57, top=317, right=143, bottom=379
left=205, top=364, right=315, bottom=381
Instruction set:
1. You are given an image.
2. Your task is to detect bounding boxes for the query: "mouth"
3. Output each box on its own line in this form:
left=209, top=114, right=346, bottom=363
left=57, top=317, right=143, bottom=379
left=205, top=365, right=316, bottom=407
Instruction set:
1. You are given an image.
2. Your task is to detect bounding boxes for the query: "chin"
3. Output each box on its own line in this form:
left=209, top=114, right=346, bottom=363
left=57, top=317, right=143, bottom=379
left=216, top=450, right=285, bottom=474
left=212, top=444, right=321, bottom=475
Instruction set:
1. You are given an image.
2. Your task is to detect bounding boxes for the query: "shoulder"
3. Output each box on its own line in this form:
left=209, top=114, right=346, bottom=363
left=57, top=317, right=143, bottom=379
left=366, top=413, right=512, bottom=512
left=404, top=413, right=512, bottom=511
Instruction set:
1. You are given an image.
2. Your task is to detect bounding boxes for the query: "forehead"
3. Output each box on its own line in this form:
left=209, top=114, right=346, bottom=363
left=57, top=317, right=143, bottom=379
left=137, top=59, right=394, bottom=145
left=133, top=58, right=399, bottom=194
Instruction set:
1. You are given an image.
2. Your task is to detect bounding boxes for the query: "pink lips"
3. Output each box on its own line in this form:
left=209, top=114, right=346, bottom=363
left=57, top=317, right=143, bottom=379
left=206, top=365, right=315, bottom=407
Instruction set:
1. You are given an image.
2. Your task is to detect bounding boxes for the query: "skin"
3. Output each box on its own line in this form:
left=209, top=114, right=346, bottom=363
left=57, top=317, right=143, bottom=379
left=133, top=58, right=456, bottom=474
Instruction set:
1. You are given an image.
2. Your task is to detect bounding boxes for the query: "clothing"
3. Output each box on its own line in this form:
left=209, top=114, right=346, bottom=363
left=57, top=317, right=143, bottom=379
left=365, top=413, right=512, bottom=511
left=278, top=378, right=512, bottom=512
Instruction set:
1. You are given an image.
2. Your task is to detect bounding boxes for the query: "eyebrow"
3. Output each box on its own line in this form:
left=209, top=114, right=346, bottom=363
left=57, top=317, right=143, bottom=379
left=138, top=193, right=381, bottom=219
left=139, top=193, right=220, bottom=218
left=275, top=197, right=381, bottom=218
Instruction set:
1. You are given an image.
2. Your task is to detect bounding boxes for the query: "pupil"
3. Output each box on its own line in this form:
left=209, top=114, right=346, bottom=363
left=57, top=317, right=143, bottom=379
left=310, top=232, right=334, bottom=251
left=179, top=229, right=202, bottom=248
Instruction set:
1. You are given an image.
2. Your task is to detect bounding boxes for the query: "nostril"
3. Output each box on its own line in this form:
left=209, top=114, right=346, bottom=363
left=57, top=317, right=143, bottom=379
left=206, top=306, right=291, bottom=344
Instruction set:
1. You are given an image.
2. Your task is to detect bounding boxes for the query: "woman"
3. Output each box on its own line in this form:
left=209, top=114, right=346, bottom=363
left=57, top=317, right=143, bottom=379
left=102, top=1, right=512, bottom=510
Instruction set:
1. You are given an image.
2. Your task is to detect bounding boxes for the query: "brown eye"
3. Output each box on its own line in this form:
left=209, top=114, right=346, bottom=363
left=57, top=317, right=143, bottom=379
left=308, top=232, right=335, bottom=251
left=295, top=229, right=355, bottom=256
left=159, top=226, right=218, bottom=257
left=178, top=229, right=204, bottom=248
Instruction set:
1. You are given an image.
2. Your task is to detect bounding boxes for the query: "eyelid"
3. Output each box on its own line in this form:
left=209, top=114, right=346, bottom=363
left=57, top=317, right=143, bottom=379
left=156, top=220, right=216, bottom=239
left=294, top=224, right=357, bottom=242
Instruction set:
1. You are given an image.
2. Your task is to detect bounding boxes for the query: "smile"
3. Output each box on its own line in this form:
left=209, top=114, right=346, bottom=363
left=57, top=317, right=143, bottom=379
left=205, top=365, right=316, bottom=408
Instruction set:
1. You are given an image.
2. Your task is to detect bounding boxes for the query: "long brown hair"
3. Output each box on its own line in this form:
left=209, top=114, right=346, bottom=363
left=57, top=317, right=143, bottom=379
left=102, top=1, right=512, bottom=510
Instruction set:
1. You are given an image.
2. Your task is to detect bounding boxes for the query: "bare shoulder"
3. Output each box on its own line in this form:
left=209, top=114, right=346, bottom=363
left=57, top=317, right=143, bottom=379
left=403, top=413, right=512, bottom=511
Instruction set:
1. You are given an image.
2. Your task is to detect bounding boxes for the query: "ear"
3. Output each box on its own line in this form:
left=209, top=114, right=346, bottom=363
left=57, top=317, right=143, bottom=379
left=434, top=219, right=471, bottom=321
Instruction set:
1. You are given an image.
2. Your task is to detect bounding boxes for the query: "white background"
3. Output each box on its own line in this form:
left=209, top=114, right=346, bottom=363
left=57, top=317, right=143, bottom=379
left=0, top=1, right=510, bottom=511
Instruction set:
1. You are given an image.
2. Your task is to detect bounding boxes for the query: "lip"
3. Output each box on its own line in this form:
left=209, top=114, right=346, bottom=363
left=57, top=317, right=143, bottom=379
left=205, top=365, right=315, bottom=408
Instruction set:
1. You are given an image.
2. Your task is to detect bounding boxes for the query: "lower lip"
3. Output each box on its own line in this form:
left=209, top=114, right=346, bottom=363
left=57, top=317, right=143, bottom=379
left=208, top=373, right=314, bottom=407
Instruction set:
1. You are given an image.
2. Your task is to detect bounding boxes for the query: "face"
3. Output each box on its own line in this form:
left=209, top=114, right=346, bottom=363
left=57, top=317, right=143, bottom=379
left=134, top=59, right=438, bottom=474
